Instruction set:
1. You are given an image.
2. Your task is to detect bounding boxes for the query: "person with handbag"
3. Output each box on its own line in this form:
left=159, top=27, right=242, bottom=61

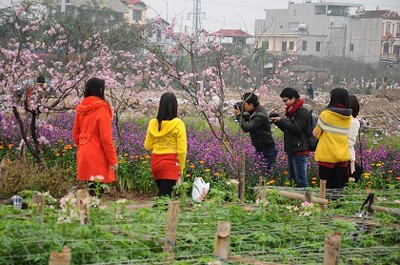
left=313, top=88, right=352, bottom=189
left=144, top=92, right=187, bottom=198
left=72, top=77, right=119, bottom=196
left=271, top=87, right=310, bottom=187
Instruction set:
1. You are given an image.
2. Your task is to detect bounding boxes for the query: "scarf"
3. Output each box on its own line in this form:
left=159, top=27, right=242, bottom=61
left=285, top=98, right=304, bottom=118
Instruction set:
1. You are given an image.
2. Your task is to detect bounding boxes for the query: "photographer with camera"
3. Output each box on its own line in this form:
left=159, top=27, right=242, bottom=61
left=233, top=92, right=277, bottom=172
left=270, top=87, right=310, bottom=188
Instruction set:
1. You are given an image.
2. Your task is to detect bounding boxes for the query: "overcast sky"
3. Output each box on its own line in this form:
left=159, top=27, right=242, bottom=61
left=144, top=0, right=400, bottom=33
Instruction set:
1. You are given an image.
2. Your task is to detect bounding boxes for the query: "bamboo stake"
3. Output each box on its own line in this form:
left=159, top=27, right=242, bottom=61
left=76, top=190, right=90, bottom=225
left=164, top=201, right=180, bottom=264
left=49, top=246, right=71, bottom=265
left=323, top=231, right=341, bottom=265
left=214, top=221, right=231, bottom=261
left=32, top=194, right=44, bottom=217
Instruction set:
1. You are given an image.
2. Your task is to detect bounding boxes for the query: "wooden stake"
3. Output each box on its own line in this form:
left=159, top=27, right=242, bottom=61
left=305, top=190, right=312, bottom=203
left=323, top=231, right=341, bottom=265
left=320, top=180, right=327, bottom=199
left=76, top=190, right=90, bottom=225
left=164, top=201, right=180, bottom=263
left=32, top=194, right=44, bottom=217
left=49, top=246, right=71, bottom=265
left=214, top=221, right=231, bottom=261
left=238, top=151, right=246, bottom=201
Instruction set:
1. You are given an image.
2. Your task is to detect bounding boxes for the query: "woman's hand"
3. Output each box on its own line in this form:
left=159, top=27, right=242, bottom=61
left=312, top=129, right=318, bottom=137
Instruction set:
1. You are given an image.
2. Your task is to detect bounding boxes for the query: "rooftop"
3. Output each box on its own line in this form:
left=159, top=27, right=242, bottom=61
left=212, top=29, right=253, bottom=38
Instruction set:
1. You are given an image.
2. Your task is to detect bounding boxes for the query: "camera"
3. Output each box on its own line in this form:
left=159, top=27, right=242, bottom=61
left=234, top=101, right=243, bottom=111
left=268, top=112, right=280, bottom=124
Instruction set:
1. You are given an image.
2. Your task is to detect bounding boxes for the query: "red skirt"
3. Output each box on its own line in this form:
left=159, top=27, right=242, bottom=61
left=150, top=153, right=180, bottom=181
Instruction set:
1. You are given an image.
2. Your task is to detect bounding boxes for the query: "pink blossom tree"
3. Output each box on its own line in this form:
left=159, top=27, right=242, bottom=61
left=143, top=19, right=294, bottom=198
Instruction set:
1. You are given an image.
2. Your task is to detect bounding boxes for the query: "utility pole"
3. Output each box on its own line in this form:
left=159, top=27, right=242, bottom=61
left=188, top=0, right=205, bottom=40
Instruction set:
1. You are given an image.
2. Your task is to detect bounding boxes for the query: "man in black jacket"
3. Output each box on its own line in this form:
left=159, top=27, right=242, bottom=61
left=270, top=87, right=310, bottom=187
left=234, top=92, right=277, bottom=172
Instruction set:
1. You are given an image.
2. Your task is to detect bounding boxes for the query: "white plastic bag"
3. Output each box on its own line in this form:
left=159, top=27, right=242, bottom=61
left=192, top=177, right=210, bottom=202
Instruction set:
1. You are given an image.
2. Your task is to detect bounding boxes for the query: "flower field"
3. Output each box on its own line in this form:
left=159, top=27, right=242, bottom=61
left=0, top=113, right=400, bottom=264
left=1, top=112, right=400, bottom=196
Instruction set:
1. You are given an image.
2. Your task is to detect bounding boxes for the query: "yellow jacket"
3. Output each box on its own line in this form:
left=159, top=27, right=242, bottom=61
left=144, top=118, right=187, bottom=172
left=314, top=109, right=351, bottom=163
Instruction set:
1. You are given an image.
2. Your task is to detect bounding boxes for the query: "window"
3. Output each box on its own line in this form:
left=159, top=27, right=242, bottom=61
left=133, top=10, right=142, bottom=21
left=316, top=41, right=321, bottom=52
left=262, top=41, right=269, bottom=50
left=383, top=42, right=390, bottom=54
left=397, top=23, right=400, bottom=36
left=386, top=23, right=391, bottom=33
left=302, top=41, right=307, bottom=51
left=282, top=41, right=287, bottom=52
left=293, top=9, right=296, bottom=16
left=394, top=45, right=400, bottom=56
left=315, top=5, right=326, bottom=15
left=350, top=43, right=354, bottom=52
left=289, top=41, right=294, bottom=50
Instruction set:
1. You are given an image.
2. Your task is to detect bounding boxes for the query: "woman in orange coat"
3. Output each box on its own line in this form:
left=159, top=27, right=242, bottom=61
left=72, top=77, right=118, bottom=186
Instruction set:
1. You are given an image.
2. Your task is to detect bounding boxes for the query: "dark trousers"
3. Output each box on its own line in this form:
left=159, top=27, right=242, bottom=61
left=155, top=179, right=177, bottom=197
left=319, top=165, right=347, bottom=189
left=257, top=146, right=278, bottom=173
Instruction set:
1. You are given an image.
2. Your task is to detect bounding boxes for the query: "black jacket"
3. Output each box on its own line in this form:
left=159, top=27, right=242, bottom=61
left=237, top=105, right=275, bottom=152
left=274, top=106, right=310, bottom=154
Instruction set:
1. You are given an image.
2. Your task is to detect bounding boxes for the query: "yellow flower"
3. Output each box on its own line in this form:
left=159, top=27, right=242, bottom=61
left=367, top=181, right=373, bottom=185
left=205, top=169, right=210, bottom=172
left=199, top=160, right=205, bottom=165
left=57, top=139, right=63, bottom=143
left=395, top=176, right=400, bottom=181
left=8, top=144, right=13, bottom=148
left=145, top=154, right=151, bottom=159
left=363, top=173, right=371, bottom=179
left=311, top=177, right=317, bottom=181
left=124, top=153, right=128, bottom=157
left=284, top=181, right=290, bottom=186
left=189, top=164, right=195, bottom=169
left=55, top=153, right=60, bottom=157
left=65, top=144, right=73, bottom=150
left=388, top=170, right=393, bottom=174
left=267, top=179, right=275, bottom=185
left=376, top=163, right=382, bottom=167
left=311, top=181, right=316, bottom=185
left=0, top=145, right=3, bottom=149
left=214, top=173, right=220, bottom=177
left=186, top=174, right=191, bottom=178
left=283, top=171, right=288, bottom=175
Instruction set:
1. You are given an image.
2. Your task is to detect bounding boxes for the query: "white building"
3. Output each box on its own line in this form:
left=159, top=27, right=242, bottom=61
left=254, top=1, right=362, bottom=59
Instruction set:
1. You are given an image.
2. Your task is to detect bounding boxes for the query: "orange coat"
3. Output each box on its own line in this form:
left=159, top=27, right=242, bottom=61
left=72, top=96, right=118, bottom=183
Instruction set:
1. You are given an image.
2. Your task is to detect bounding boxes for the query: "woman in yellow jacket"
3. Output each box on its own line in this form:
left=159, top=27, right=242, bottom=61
left=313, top=88, right=352, bottom=189
left=144, top=92, right=187, bottom=197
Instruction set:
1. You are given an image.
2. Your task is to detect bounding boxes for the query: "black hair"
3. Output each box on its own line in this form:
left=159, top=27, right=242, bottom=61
left=328, top=87, right=349, bottom=108
left=348, top=94, right=360, bottom=118
left=37, top=75, right=45, bottom=84
left=156, top=92, right=178, bottom=131
left=242, top=92, right=259, bottom=107
left=280, top=87, right=300, bottom=99
left=84, top=77, right=105, bottom=101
